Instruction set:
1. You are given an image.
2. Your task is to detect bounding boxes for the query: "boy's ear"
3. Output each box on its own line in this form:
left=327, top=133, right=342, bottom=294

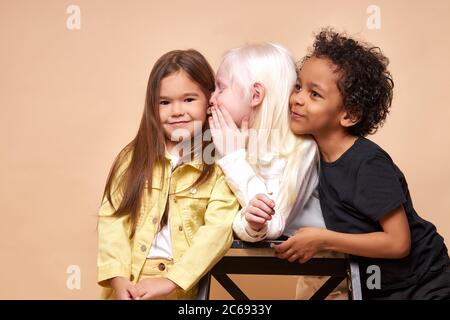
left=250, top=82, right=265, bottom=108
left=340, top=110, right=360, bottom=128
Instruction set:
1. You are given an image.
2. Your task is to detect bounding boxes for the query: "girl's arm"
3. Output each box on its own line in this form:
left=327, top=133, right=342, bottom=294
left=164, top=168, right=239, bottom=291
left=218, top=149, right=282, bottom=241
left=210, top=106, right=319, bottom=242
left=97, top=202, right=132, bottom=287
left=219, top=139, right=319, bottom=242
left=274, top=205, right=411, bottom=262
left=97, top=162, right=133, bottom=288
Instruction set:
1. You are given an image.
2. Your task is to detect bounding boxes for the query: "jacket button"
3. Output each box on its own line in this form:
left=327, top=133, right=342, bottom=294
left=158, top=263, right=166, bottom=271
left=178, top=225, right=183, bottom=231
left=130, top=274, right=135, bottom=281
left=152, top=217, right=157, bottom=224
left=190, top=188, right=197, bottom=194
left=140, top=244, right=147, bottom=252
left=174, top=197, right=178, bottom=203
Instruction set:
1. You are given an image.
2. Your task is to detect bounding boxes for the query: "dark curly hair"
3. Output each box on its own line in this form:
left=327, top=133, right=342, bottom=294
left=301, top=28, right=394, bottom=136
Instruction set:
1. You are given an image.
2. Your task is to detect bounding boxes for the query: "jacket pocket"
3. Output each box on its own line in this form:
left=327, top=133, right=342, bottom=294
left=176, top=186, right=210, bottom=218
left=176, top=186, right=211, bottom=241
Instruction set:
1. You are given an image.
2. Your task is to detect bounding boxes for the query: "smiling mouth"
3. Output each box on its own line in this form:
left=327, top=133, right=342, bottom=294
left=168, top=120, right=191, bottom=125
left=290, top=111, right=306, bottom=119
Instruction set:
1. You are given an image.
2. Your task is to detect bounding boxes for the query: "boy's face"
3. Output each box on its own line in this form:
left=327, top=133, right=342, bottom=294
left=289, top=57, right=346, bottom=136
left=209, top=65, right=252, bottom=128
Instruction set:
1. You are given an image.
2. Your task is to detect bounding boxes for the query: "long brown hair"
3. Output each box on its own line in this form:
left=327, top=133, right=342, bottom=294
left=102, top=49, right=216, bottom=239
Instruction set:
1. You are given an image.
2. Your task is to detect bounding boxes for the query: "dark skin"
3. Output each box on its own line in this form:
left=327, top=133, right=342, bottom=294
left=270, top=57, right=411, bottom=263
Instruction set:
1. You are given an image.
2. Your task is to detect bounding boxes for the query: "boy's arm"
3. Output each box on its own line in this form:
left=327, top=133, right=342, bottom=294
left=321, top=205, right=411, bottom=258
left=274, top=205, right=411, bottom=262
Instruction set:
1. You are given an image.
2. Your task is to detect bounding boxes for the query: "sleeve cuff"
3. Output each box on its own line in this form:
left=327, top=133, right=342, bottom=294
left=232, top=207, right=268, bottom=242
left=244, top=224, right=267, bottom=239
left=217, top=149, right=246, bottom=168
left=97, top=262, right=131, bottom=288
left=166, top=265, right=197, bottom=291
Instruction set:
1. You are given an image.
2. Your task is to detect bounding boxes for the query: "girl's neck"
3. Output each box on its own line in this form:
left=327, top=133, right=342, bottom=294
left=165, top=140, right=177, bottom=153
left=165, top=140, right=186, bottom=157
left=315, top=130, right=359, bottom=163
left=165, top=137, right=202, bottom=161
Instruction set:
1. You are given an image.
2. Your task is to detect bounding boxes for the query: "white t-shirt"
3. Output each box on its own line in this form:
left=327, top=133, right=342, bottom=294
left=146, top=154, right=180, bottom=259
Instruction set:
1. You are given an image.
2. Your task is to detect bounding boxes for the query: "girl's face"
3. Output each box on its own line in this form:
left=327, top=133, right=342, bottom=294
left=209, top=65, right=252, bottom=127
left=159, top=70, right=208, bottom=149
left=289, top=57, right=345, bottom=137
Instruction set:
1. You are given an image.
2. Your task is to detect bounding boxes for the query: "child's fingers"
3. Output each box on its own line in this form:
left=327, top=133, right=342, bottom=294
left=116, top=289, right=133, bottom=300
left=275, top=247, right=295, bottom=260
left=247, top=205, right=272, bottom=221
left=134, top=286, right=146, bottom=299
left=211, top=108, right=221, bottom=129
left=255, top=194, right=275, bottom=208
left=219, top=106, right=238, bottom=129
left=298, top=255, right=312, bottom=264
left=128, top=286, right=140, bottom=300
left=250, top=198, right=274, bottom=216
left=214, top=107, right=228, bottom=129
left=139, top=292, right=153, bottom=300
left=208, top=116, right=214, bottom=129
left=272, top=238, right=291, bottom=253
left=288, top=253, right=301, bottom=263
left=245, top=210, right=267, bottom=225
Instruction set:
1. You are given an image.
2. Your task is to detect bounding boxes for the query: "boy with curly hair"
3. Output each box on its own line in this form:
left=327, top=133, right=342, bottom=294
left=273, top=29, right=450, bottom=299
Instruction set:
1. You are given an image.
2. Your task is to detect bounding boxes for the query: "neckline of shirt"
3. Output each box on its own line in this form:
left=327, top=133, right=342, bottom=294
left=320, top=136, right=363, bottom=167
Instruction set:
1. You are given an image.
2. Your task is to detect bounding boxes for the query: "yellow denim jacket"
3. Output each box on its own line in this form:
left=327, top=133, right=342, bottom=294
left=97, top=152, right=239, bottom=293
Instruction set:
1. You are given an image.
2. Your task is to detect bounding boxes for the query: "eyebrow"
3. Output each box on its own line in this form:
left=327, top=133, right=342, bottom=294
left=159, top=92, right=200, bottom=99
left=310, top=82, right=326, bottom=93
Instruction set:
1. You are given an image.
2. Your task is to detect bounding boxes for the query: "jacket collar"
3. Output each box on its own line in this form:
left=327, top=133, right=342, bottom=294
left=164, top=146, right=203, bottom=171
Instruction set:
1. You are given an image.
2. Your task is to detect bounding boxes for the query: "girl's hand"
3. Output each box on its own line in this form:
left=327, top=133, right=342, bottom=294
left=273, top=227, right=327, bottom=263
left=110, top=276, right=138, bottom=300
left=209, top=106, right=249, bottom=158
left=245, top=194, right=275, bottom=231
left=134, top=277, right=179, bottom=300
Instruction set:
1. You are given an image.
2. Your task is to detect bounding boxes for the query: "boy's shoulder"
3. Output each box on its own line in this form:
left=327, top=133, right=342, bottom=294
left=350, top=136, right=394, bottom=165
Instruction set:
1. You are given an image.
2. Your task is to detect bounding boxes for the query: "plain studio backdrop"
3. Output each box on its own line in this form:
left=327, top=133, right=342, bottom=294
left=0, top=0, right=449, bottom=299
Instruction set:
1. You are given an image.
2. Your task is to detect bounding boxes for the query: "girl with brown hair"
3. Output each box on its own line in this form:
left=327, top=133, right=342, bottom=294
left=97, top=49, right=238, bottom=300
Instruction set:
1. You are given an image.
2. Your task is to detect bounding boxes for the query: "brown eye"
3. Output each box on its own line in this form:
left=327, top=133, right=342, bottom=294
left=159, top=100, right=170, bottom=105
left=311, top=91, right=322, bottom=98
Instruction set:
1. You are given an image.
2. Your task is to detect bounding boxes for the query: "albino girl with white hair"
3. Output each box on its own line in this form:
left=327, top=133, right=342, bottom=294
left=208, top=43, right=326, bottom=243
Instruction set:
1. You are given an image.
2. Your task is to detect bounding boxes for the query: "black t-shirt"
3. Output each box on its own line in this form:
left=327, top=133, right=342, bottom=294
left=319, top=137, right=447, bottom=298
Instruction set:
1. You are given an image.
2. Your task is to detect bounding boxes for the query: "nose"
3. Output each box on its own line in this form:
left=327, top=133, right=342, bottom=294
left=209, top=90, right=217, bottom=107
left=291, top=91, right=305, bottom=107
left=171, top=101, right=184, bottom=116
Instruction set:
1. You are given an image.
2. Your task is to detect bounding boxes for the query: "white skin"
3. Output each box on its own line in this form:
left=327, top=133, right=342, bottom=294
left=209, top=65, right=275, bottom=232
left=209, top=65, right=252, bottom=127
left=110, top=69, right=209, bottom=300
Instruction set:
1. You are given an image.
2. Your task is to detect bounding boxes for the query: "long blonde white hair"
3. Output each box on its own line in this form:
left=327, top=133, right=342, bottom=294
left=220, top=43, right=318, bottom=212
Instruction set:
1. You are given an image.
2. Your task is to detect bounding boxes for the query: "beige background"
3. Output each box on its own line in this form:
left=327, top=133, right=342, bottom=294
left=1, top=0, right=449, bottom=299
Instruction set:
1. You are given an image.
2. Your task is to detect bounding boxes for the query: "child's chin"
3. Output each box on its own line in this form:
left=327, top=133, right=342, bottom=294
left=290, top=123, right=310, bottom=135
